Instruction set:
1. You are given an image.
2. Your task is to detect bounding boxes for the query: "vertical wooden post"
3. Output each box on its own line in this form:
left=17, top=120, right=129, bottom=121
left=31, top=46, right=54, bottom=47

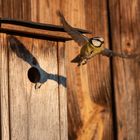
left=108, top=0, right=140, bottom=139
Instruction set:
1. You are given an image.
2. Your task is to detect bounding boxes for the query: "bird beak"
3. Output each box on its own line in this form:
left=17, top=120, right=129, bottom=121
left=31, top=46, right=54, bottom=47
left=101, top=41, right=104, bottom=44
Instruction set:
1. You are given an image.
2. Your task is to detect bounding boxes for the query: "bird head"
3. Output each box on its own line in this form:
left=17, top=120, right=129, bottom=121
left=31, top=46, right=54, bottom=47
left=90, top=37, right=104, bottom=47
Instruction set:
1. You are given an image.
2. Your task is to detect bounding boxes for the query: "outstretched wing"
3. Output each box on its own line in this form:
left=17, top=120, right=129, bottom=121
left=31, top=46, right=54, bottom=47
left=101, top=48, right=140, bottom=61
left=57, top=10, right=89, bottom=46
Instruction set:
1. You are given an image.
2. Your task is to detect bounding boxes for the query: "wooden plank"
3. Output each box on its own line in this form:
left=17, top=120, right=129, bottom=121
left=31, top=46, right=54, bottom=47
left=85, top=0, right=113, bottom=139
left=0, top=0, right=68, bottom=140
left=30, top=0, right=67, bottom=139
left=26, top=39, right=60, bottom=140
left=108, top=0, right=140, bottom=139
left=60, top=2, right=86, bottom=139
left=60, top=0, right=113, bottom=139
left=57, top=42, right=68, bottom=140
left=8, top=37, right=32, bottom=140
left=0, top=33, right=10, bottom=140
left=0, top=23, right=73, bottom=41
left=0, top=1, right=31, bottom=140
left=7, top=36, right=61, bottom=140
left=0, top=21, right=91, bottom=41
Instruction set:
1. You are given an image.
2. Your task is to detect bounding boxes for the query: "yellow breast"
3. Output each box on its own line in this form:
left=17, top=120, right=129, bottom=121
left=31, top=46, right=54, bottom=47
left=80, top=42, right=104, bottom=56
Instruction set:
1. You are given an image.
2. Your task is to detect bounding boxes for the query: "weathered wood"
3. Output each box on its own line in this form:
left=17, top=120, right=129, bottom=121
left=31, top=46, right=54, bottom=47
left=0, top=23, right=72, bottom=41
left=58, top=42, right=68, bottom=140
left=61, top=0, right=113, bottom=139
left=0, top=34, right=10, bottom=140
left=108, top=0, right=140, bottom=139
left=1, top=0, right=139, bottom=140
left=0, top=0, right=67, bottom=140
left=30, top=0, right=68, bottom=139
left=7, top=37, right=60, bottom=140
left=85, top=0, right=113, bottom=139
left=0, top=19, right=91, bottom=41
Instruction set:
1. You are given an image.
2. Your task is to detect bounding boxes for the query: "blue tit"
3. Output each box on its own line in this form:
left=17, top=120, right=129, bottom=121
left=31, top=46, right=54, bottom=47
left=57, top=11, right=140, bottom=66
left=57, top=11, right=105, bottom=66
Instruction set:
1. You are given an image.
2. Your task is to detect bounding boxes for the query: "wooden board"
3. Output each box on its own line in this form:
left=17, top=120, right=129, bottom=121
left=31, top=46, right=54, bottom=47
left=0, top=23, right=72, bottom=41
left=0, top=19, right=91, bottom=41
left=0, top=0, right=67, bottom=140
left=8, top=37, right=59, bottom=140
left=85, top=0, right=114, bottom=139
left=108, top=0, right=140, bottom=139
left=0, top=34, right=10, bottom=140
left=60, top=0, right=113, bottom=139
left=1, top=0, right=140, bottom=140
left=58, top=42, right=68, bottom=140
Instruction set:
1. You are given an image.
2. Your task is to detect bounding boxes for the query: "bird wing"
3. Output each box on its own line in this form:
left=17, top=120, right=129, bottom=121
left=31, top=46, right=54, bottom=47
left=101, top=48, right=140, bottom=61
left=57, top=11, right=89, bottom=46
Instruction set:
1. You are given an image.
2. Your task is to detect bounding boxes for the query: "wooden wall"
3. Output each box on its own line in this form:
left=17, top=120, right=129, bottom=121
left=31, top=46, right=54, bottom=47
left=109, top=0, right=140, bottom=139
left=0, top=0, right=67, bottom=140
left=0, top=0, right=139, bottom=140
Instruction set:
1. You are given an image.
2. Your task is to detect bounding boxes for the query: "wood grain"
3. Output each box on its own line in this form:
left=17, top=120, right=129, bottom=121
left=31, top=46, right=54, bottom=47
left=0, top=23, right=73, bottom=41
left=0, top=34, right=10, bottom=140
left=7, top=37, right=60, bottom=140
left=0, top=0, right=67, bottom=140
left=1, top=0, right=139, bottom=140
left=85, top=0, right=113, bottom=139
left=108, top=0, right=140, bottom=139
left=58, top=42, right=68, bottom=140
left=30, top=1, right=67, bottom=139
left=60, top=0, right=113, bottom=139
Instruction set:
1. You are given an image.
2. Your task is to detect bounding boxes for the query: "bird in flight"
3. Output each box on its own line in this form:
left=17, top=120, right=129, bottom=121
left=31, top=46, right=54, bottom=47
left=57, top=11, right=139, bottom=66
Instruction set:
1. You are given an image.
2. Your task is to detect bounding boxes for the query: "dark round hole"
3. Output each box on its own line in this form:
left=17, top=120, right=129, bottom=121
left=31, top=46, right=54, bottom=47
left=127, top=42, right=130, bottom=46
left=28, top=67, right=40, bottom=83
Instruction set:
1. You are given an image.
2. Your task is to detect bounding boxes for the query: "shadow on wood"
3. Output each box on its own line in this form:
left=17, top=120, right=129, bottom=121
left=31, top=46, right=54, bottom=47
left=8, top=35, right=66, bottom=88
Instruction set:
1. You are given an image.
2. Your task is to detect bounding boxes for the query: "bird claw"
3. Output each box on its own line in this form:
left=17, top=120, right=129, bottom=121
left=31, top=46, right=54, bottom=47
left=77, top=59, right=87, bottom=66
left=35, top=83, right=42, bottom=89
left=82, top=61, right=87, bottom=65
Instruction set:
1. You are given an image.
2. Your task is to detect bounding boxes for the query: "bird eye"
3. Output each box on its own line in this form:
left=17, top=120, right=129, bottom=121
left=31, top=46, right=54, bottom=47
left=92, top=40, right=101, bottom=47
left=90, top=50, right=93, bottom=54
